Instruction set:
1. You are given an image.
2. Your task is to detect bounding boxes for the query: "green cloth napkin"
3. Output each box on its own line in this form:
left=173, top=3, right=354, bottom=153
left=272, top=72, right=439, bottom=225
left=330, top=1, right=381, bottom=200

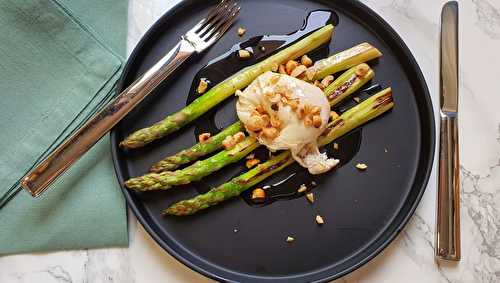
left=0, top=0, right=128, bottom=254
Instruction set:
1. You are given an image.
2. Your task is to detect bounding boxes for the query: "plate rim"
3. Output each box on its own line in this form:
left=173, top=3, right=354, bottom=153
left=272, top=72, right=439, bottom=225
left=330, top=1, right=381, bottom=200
left=110, top=0, right=436, bottom=281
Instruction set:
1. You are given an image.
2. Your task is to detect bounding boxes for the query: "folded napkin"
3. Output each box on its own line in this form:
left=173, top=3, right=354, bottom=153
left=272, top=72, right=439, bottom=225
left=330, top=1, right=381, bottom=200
left=0, top=0, right=128, bottom=254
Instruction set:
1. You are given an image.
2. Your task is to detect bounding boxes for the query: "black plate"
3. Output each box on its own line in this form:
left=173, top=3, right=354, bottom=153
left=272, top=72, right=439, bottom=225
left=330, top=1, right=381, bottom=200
left=110, top=0, right=435, bottom=282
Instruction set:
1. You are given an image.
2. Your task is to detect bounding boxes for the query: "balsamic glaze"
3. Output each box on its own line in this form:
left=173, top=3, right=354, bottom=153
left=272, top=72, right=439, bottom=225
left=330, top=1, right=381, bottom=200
left=184, top=10, right=378, bottom=207
left=186, top=10, right=338, bottom=130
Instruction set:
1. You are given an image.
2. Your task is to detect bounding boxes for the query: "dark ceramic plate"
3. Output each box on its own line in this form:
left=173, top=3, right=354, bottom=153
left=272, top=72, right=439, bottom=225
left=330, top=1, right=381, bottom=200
left=110, top=0, right=435, bottom=282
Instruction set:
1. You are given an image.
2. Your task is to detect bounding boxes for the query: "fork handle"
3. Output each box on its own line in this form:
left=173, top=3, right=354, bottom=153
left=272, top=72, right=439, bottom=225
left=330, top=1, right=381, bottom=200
left=21, top=40, right=194, bottom=197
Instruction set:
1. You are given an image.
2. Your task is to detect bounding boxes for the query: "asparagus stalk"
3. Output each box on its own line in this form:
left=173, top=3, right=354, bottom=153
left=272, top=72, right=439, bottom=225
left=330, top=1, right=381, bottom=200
left=324, top=63, right=374, bottom=106
left=125, top=136, right=260, bottom=191
left=125, top=68, right=374, bottom=190
left=120, top=25, right=334, bottom=149
left=164, top=88, right=394, bottom=216
left=150, top=121, right=243, bottom=172
left=318, top=87, right=394, bottom=146
left=308, top=42, right=381, bottom=81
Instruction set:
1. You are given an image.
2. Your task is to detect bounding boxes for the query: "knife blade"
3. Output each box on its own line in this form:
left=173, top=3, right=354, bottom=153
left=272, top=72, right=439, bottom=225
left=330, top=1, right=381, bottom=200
left=436, top=1, right=460, bottom=261
left=440, top=2, right=459, bottom=114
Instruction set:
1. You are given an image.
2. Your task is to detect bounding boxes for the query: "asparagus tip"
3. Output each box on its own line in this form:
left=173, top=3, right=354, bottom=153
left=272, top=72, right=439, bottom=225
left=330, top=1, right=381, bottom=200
left=163, top=202, right=192, bottom=216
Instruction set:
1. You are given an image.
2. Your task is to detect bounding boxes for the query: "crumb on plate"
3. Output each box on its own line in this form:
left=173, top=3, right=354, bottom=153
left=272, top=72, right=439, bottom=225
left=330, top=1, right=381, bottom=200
left=237, top=27, right=246, bottom=36
left=315, top=215, right=325, bottom=225
left=297, top=184, right=307, bottom=193
left=306, top=192, right=314, bottom=203
left=356, top=163, right=368, bottom=170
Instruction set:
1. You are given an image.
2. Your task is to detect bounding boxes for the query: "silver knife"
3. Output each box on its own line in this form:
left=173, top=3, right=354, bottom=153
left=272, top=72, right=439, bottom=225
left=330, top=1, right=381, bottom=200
left=436, top=1, right=460, bottom=261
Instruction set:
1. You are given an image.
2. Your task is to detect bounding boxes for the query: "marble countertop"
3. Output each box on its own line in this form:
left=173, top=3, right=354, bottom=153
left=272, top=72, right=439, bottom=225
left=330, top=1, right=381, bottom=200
left=1, top=0, right=500, bottom=282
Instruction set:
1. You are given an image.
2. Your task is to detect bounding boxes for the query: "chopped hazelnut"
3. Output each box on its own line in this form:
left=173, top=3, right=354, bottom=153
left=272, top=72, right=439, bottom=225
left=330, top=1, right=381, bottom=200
left=290, top=65, right=307, bottom=78
left=270, top=115, right=281, bottom=128
left=355, top=63, right=370, bottom=77
left=306, top=192, right=315, bottom=203
left=301, top=55, right=313, bottom=67
left=280, top=88, right=292, bottom=99
left=280, top=96, right=288, bottom=105
left=297, top=184, right=307, bottom=193
left=271, top=63, right=279, bottom=72
left=306, top=68, right=316, bottom=81
left=247, top=115, right=266, bottom=131
left=270, top=74, right=280, bottom=85
left=261, top=114, right=270, bottom=126
left=286, top=236, right=295, bottom=243
left=356, top=163, right=368, bottom=170
left=262, top=127, right=279, bottom=139
left=251, top=188, right=266, bottom=202
left=333, top=143, right=339, bottom=150
left=233, top=132, right=246, bottom=143
left=237, top=27, right=246, bottom=36
left=265, top=91, right=281, bottom=104
left=311, top=106, right=321, bottom=115
left=287, top=99, right=299, bottom=111
left=315, top=215, right=325, bottom=225
left=314, top=80, right=324, bottom=89
left=353, top=97, right=361, bottom=103
left=312, top=115, right=322, bottom=128
left=238, top=49, right=252, bottom=59
left=304, top=115, right=313, bottom=127
left=197, top=78, right=209, bottom=94
left=330, top=111, right=339, bottom=120
left=222, top=136, right=236, bottom=150
left=246, top=158, right=261, bottom=168
left=303, top=104, right=312, bottom=115
left=278, top=64, right=287, bottom=74
left=255, top=104, right=266, bottom=114
left=321, top=75, right=334, bottom=88
left=198, top=132, right=211, bottom=143
left=285, top=60, right=299, bottom=75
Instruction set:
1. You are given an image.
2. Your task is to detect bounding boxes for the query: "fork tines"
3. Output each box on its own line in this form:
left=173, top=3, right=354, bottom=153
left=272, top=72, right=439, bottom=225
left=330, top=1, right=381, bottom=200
left=194, top=0, right=240, bottom=42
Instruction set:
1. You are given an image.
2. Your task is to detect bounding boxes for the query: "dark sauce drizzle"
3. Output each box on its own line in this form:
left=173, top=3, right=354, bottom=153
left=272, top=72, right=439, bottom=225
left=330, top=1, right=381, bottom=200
left=183, top=10, right=380, bottom=207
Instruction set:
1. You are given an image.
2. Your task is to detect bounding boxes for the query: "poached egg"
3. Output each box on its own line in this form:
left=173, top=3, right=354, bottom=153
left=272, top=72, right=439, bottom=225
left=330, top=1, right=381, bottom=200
left=236, top=71, right=339, bottom=174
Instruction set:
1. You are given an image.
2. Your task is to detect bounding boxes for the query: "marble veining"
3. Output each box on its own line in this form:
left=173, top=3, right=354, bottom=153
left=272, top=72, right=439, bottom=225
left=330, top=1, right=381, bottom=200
left=472, top=0, right=500, bottom=39
left=1, top=0, right=499, bottom=282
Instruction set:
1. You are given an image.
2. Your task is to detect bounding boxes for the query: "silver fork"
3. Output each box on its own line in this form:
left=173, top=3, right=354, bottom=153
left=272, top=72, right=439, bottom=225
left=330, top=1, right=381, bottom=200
left=19, top=0, right=240, bottom=198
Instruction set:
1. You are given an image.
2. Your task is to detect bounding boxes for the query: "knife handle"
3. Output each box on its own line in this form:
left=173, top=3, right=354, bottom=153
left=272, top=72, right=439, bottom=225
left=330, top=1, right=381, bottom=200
left=21, top=40, right=194, bottom=197
left=436, top=112, right=460, bottom=260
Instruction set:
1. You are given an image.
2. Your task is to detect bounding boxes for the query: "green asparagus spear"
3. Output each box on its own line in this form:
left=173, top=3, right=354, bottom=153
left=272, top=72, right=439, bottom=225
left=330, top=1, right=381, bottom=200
left=125, top=136, right=260, bottom=191
left=150, top=121, right=244, bottom=172
left=324, top=63, right=374, bottom=106
left=125, top=67, right=375, bottom=190
left=164, top=88, right=394, bottom=216
left=319, top=88, right=394, bottom=146
left=308, top=42, right=381, bottom=81
left=120, top=25, right=334, bottom=149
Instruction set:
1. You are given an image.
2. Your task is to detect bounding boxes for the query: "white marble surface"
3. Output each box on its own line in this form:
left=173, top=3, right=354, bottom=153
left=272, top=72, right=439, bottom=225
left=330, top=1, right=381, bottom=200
left=1, top=0, right=500, bottom=282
